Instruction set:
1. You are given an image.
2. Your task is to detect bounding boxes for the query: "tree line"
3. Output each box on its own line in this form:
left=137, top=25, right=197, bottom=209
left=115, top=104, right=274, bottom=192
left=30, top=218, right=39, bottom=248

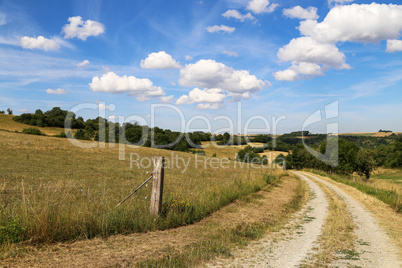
left=0, top=108, right=13, bottom=115
left=274, top=135, right=402, bottom=180
left=13, top=107, right=215, bottom=152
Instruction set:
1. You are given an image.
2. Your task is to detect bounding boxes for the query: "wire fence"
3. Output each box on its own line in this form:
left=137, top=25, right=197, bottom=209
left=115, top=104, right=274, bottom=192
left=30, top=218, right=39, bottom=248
left=0, top=169, right=153, bottom=193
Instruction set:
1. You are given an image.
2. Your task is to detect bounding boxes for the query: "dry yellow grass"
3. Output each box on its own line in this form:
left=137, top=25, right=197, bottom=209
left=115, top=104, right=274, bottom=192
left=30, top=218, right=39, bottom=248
left=0, top=176, right=302, bottom=267
left=0, top=130, right=283, bottom=248
left=334, top=131, right=401, bottom=137
left=0, top=114, right=68, bottom=136
left=201, top=141, right=242, bottom=158
left=201, top=141, right=270, bottom=159
left=372, top=132, right=400, bottom=137
left=370, top=168, right=402, bottom=195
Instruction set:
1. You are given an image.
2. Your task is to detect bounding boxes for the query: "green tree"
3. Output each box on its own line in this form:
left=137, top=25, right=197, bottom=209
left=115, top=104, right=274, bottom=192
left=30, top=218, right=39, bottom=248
left=355, top=149, right=375, bottom=181
left=74, top=129, right=89, bottom=140
left=7, top=108, right=12, bottom=115
left=237, top=145, right=264, bottom=164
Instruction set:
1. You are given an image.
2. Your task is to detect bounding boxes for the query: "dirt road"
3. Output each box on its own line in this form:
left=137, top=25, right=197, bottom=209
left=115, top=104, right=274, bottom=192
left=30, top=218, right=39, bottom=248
left=206, top=171, right=401, bottom=267
left=300, top=171, right=401, bottom=267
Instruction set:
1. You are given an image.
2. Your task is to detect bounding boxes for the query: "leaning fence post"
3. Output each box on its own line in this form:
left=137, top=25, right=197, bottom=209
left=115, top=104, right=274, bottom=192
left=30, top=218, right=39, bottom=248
left=150, top=156, right=165, bottom=217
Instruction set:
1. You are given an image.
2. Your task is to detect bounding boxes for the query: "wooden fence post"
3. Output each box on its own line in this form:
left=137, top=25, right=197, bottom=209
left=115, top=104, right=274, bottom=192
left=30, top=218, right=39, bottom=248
left=150, top=156, right=165, bottom=217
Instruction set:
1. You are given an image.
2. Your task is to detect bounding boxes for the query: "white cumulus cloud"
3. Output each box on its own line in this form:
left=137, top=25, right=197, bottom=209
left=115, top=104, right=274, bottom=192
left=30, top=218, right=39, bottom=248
left=46, top=88, right=66, bottom=94
left=62, top=16, right=105, bottom=41
left=176, top=88, right=226, bottom=105
left=386, top=39, right=402, bottom=53
left=274, top=69, right=299, bottom=82
left=140, top=51, right=181, bottom=69
left=98, top=103, right=110, bottom=110
left=20, top=36, right=60, bottom=51
left=283, top=6, right=319, bottom=20
left=274, top=62, right=324, bottom=81
left=222, top=50, right=239, bottom=57
left=196, top=103, right=224, bottom=110
left=277, top=36, right=350, bottom=69
left=77, top=59, right=90, bottom=68
left=275, top=3, right=402, bottom=81
left=89, top=72, right=165, bottom=101
left=247, top=0, right=278, bottom=14
left=179, top=59, right=266, bottom=96
left=222, top=9, right=255, bottom=22
left=206, top=25, right=235, bottom=33
left=160, top=95, right=174, bottom=103
left=299, top=3, right=402, bottom=44
left=275, top=36, right=350, bottom=81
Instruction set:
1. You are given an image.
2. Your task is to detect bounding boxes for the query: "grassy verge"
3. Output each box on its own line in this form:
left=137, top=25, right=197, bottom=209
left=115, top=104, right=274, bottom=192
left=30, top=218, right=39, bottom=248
left=136, top=175, right=307, bottom=267
left=308, top=169, right=401, bottom=213
left=301, top=177, right=357, bottom=267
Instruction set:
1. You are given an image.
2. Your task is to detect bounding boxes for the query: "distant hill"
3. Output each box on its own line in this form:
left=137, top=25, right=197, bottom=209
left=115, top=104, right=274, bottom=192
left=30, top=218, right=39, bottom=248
left=338, top=132, right=400, bottom=137
left=0, top=114, right=67, bottom=136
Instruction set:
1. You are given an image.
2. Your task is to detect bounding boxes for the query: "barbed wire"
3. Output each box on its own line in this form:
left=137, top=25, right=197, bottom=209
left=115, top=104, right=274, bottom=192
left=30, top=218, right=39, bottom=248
left=0, top=169, right=149, bottom=175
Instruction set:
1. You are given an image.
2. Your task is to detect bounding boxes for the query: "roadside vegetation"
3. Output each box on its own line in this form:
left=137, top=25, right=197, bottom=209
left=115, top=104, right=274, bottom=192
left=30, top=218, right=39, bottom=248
left=309, top=170, right=401, bottom=213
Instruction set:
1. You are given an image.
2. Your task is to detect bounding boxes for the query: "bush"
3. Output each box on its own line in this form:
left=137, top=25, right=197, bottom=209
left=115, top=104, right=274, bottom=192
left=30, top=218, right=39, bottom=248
left=237, top=145, right=266, bottom=164
left=192, top=150, right=205, bottom=155
left=252, top=147, right=265, bottom=153
left=54, top=131, right=72, bottom=138
left=22, top=127, right=45, bottom=136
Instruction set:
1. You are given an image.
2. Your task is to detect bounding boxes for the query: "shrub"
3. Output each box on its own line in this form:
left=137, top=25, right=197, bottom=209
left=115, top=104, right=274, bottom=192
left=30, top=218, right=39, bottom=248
left=54, top=131, right=72, bottom=138
left=22, top=127, right=45, bottom=136
left=192, top=150, right=205, bottom=155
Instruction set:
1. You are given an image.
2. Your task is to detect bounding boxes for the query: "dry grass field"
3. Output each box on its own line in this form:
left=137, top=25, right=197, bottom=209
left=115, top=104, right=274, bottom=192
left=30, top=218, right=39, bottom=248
left=336, top=131, right=401, bottom=137
left=0, top=130, right=281, bottom=247
left=371, top=168, right=402, bottom=195
left=201, top=141, right=242, bottom=158
left=0, top=114, right=68, bottom=136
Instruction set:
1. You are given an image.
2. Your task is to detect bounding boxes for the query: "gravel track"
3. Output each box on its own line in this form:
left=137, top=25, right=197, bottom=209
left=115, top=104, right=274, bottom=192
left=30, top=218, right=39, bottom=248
left=300, top=171, right=401, bottom=268
left=206, top=171, right=401, bottom=267
left=206, top=172, right=329, bottom=267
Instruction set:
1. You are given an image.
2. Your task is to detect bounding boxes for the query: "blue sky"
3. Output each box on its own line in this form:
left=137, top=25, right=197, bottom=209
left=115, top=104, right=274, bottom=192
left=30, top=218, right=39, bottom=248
left=0, top=0, right=402, bottom=134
